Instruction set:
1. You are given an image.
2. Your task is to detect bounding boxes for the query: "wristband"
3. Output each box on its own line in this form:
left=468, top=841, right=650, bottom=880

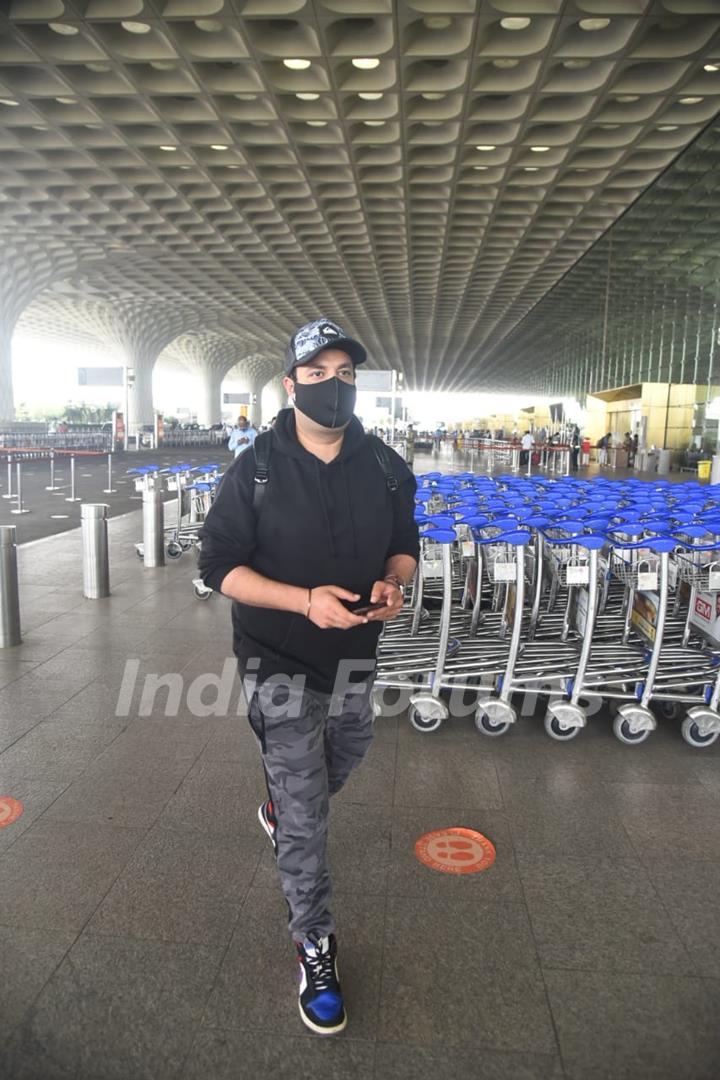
left=305, top=587, right=313, bottom=617
left=384, top=574, right=405, bottom=592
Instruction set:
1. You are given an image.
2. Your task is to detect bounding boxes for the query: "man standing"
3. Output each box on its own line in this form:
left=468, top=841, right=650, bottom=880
left=404, top=422, right=416, bottom=468
left=570, top=425, right=580, bottom=472
left=228, top=414, right=257, bottom=458
left=520, top=429, right=534, bottom=467
left=198, top=317, right=419, bottom=1036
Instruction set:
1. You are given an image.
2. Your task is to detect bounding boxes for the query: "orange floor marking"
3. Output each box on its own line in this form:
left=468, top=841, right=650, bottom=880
left=415, top=827, right=496, bottom=875
left=0, top=796, right=24, bottom=828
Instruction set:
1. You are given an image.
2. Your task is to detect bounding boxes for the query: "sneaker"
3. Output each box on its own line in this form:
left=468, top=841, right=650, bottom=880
left=296, top=933, right=347, bottom=1036
left=258, top=800, right=277, bottom=854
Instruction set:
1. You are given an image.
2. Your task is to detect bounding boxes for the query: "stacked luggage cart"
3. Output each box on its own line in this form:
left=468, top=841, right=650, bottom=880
left=130, top=462, right=224, bottom=597
left=375, top=470, right=720, bottom=749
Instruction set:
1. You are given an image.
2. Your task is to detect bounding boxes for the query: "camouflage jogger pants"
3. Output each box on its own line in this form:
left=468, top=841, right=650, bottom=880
left=247, top=677, right=375, bottom=941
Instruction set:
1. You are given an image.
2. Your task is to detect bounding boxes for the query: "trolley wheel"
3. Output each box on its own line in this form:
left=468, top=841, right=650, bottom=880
left=179, top=537, right=193, bottom=551
left=657, top=700, right=680, bottom=721
left=681, top=717, right=720, bottom=749
left=544, top=713, right=581, bottom=741
left=475, top=711, right=511, bottom=737
left=166, top=541, right=184, bottom=560
left=193, top=583, right=211, bottom=601
left=135, top=546, right=144, bottom=559
left=408, top=705, right=444, bottom=733
left=613, top=714, right=651, bottom=745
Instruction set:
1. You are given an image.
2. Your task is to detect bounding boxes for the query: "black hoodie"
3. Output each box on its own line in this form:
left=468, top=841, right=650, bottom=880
left=198, top=408, right=419, bottom=693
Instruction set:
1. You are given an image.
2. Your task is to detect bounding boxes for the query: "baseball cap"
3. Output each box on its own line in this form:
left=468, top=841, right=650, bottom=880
left=284, top=317, right=367, bottom=376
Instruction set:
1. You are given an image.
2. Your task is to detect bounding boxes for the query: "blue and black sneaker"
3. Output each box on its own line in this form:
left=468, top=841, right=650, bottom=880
left=258, top=800, right=278, bottom=855
left=296, top=933, right=347, bottom=1035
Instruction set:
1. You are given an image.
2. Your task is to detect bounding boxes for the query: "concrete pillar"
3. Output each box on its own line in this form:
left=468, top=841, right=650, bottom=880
left=0, top=323, right=14, bottom=423
left=127, top=358, right=155, bottom=428
left=262, top=375, right=286, bottom=422
left=198, top=365, right=224, bottom=427
left=249, top=377, right=265, bottom=428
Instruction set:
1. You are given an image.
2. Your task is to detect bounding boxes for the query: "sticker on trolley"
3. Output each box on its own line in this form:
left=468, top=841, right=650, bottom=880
left=461, top=541, right=475, bottom=558
left=668, top=560, right=679, bottom=588
left=689, top=591, right=720, bottom=644
left=709, top=567, right=720, bottom=591
left=566, top=563, right=589, bottom=585
left=423, top=558, right=444, bottom=578
left=631, top=591, right=659, bottom=643
left=493, top=561, right=516, bottom=582
left=637, top=569, right=659, bottom=591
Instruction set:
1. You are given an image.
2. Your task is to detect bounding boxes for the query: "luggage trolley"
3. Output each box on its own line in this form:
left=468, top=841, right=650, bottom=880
left=646, top=523, right=720, bottom=748
left=602, top=528, right=678, bottom=744
left=374, top=523, right=458, bottom=732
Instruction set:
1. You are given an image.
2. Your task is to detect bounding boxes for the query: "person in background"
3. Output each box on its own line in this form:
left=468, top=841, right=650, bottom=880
left=622, top=431, right=633, bottom=467
left=597, top=432, right=611, bottom=467
left=405, top=423, right=415, bottom=469
left=228, top=415, right=257, bottom=458
left=630, top=432, right=639, bottom=467
left=570, top=425, right=580, bottom=471
left=433, top=425, right=443, bottom=452
left=520, top=429, right=534, bottom=467
left=581, top=434, right=591, bottom=467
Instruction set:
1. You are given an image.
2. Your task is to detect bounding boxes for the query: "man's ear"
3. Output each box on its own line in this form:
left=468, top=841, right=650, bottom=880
left=282, top=375, right=295, bottom=398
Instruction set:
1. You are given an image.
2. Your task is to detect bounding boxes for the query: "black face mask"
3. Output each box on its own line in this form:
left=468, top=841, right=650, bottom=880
left=293, top=377, right=357, bottom=429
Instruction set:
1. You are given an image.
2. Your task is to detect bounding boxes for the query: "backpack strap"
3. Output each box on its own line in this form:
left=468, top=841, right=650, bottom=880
left=252, top=429, right=399, bottom=515
left=252, top=430, right=273, bottom=513
left=367, top=434, right=399, bottom=493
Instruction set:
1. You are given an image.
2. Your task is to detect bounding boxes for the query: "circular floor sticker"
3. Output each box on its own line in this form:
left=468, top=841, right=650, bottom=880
left=415, top=827, right=496, bottom=875
left=0, top=796, right=24, bottom=828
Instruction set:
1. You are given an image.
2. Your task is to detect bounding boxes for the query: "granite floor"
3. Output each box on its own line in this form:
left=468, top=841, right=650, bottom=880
left=0, top=509, right=718, bottom=1079
left=0, top=447, right=229, bottom=546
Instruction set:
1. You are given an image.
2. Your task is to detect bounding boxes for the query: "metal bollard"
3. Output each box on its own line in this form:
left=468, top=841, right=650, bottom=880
left=65, top=454, right=81, bottom=502
left=11, top=462, right=30, bottom=515
left=103, top=453, right=117, bottom=494
left=81, top=504, right=110, bottom=599
left=45, top=448, right=61, bottom=491
left=0, top=526, right=21, bottom=647
left=2, top=454, right=13, bottom=499
left=142, top=489, right=165, bottom=567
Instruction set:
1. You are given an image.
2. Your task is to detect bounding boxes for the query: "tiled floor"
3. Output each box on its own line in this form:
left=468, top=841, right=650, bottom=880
left=0, top=510, right=719, bottom=1079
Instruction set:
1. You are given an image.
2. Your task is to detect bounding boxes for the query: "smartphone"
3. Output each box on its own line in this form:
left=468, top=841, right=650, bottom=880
left=353, top=601, right=388, bottom=616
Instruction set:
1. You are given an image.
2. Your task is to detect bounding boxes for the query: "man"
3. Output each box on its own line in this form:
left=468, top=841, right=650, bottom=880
left=228, top=414, right=257, bottom=458
left=404, top=422, right=416, bottom=468
left=570, top=425, right=580, bottom=472
left=198, top=317, right=419, bottom=1037
left=520, top=429, right=534, bottom=467
left=598, top=431, right=612, bottom=467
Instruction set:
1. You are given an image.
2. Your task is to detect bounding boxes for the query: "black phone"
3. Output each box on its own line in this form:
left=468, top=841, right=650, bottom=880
left=353, top=601, right=387, bottom=616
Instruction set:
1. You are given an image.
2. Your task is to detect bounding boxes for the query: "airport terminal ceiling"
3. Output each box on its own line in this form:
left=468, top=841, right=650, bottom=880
left=2, top=1, right=720, bottom=393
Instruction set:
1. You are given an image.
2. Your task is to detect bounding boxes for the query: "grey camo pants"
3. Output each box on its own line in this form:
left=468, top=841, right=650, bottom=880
left=247, top=677, right=374, bottom=941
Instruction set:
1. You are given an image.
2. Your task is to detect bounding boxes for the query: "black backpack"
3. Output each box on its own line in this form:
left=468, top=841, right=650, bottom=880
left=252, top=430, right=399, bottom=513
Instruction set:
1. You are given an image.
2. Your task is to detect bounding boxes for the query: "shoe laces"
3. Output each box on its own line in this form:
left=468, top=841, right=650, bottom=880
left=303, top=937, right=334, bottom=992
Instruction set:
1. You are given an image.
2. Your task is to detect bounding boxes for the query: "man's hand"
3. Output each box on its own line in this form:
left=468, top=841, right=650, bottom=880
left=365, top=579, right=404, bottom=622
left=308, top=585, right=368, bottom=630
